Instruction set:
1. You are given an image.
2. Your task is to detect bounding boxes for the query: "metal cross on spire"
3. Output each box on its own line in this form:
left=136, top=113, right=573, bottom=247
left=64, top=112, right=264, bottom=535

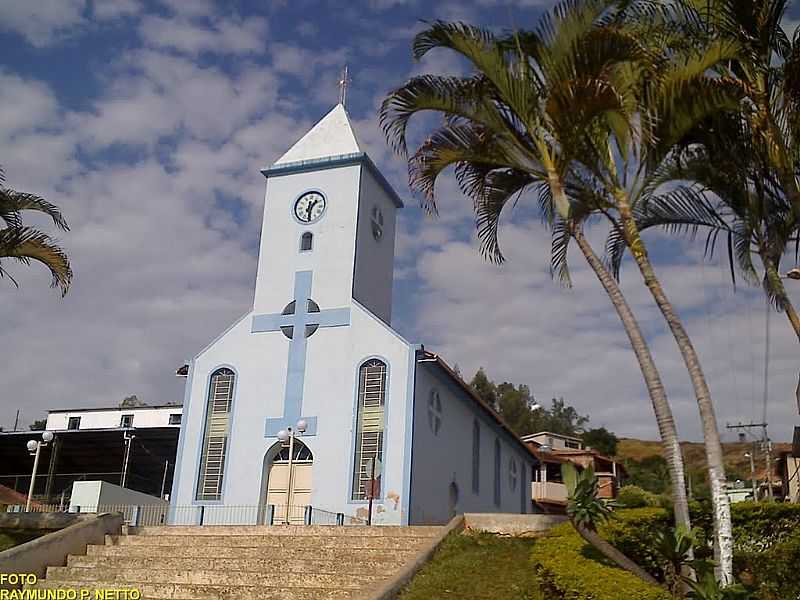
left=338, top=65, right=351, bottom=107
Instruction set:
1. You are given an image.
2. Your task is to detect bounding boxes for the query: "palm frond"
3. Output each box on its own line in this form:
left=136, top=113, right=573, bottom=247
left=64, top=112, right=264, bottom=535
left=550, top=217, right=573, bottom=286
left=0, top=189, right=69, bottom=230
left=0, top=227, right=73, bottom=296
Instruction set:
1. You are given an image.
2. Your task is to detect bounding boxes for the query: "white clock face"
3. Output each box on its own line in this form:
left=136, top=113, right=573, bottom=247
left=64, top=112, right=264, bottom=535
left=294, top=191, right=326, bottom=224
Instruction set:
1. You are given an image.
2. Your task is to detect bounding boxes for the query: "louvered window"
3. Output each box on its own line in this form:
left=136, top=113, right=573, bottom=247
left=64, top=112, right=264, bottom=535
left=196, top=368, right=235, bottom=501
left=352, top=359, right=387, bottom=500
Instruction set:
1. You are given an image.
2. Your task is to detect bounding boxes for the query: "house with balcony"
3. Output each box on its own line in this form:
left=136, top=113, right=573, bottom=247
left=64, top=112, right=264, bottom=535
left=521, top=431, right=625, bottom=511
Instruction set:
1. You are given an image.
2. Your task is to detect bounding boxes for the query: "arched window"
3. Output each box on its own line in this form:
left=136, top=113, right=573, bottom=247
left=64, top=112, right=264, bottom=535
left=428, top=389, right=442, bottom=435
left=273, top=439, right=313, bottom=462
left=520, top=461, right=529, bottom=514
left=196, top=368, right=235, bottom=501
left=352, top=359, right=387, bottom=500
left=300, top=232, right=313, bottom=252
left=509, top=457, right=518, bottom=491
left=493, top=438, right=501, bottom=507
left=472, top=420, right=480, bottom=494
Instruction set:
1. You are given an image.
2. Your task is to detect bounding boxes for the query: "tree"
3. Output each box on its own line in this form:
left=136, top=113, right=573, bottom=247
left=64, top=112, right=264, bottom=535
left=610, top=0, right=800, bottom=415
left=625, top=455, right=672, bottom=494
left=583, top=427, right=618, bottom=456
left=28, top=419, right=46, bottom=431
left=543, top=397, right=588, bottom=437
left=562, top=463, right=660, bottom=585
left=469, top=368, right=498, bottom=410
left=469, top=369, right=592, bottom=437
left=381, top=3, right=695, bottom=564
left=0, top=165, right=71, bottom=295
left=119, top=395, right=147, bottom=408
left=495, top=381, right=538, bottom=435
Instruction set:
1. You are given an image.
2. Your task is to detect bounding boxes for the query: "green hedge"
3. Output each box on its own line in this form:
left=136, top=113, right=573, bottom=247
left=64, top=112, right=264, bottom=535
left=728, top=502, right=800, bottom=552
left=601, top=504, right=800, bottom=595
left=530, top=522, right=672, bottom=600
left=601, top=508, right=672, bottom=581
left=734, top=530, right=800, bottom=600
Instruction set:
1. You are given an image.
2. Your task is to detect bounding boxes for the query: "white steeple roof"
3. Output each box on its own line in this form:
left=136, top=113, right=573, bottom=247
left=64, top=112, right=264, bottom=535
left=274, top=104, right=362, bottom=166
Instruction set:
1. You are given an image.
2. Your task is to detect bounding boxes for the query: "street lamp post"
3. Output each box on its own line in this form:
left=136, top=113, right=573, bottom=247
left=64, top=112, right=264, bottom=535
left=25, top=431, right=54, bottom=512
left=744, top=451, right=757, bottom=501
left=276, top=419, right=307, bottom=525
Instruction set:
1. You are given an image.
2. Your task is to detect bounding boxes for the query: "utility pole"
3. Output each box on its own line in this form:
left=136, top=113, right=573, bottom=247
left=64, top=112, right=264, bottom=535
left=745, top=450, right=757, bottom=501
left=726, top=422, right=772, bottom=501
left=763, top=436, right=773, bottom=502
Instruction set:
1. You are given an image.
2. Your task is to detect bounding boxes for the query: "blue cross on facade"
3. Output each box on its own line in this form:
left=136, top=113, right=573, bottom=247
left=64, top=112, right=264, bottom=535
left=251, top=270, right=350, bottom=437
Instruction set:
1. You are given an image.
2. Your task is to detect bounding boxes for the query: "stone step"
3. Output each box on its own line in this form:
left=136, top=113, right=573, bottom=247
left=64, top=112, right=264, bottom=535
left=35, top=580, right=354, bottom=600
left=45, top=567, right=380, bottom=589
left=128, top=525, right=440, bottom=538
left=67, top=554, right=409, bottom=574
left=86, top=543, right=418, bottom=561
left=107, top=534, right=429, bottom=550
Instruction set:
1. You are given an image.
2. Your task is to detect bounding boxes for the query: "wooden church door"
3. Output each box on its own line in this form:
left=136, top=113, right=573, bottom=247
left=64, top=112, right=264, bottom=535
left=266, top=440, right=313, bottom=524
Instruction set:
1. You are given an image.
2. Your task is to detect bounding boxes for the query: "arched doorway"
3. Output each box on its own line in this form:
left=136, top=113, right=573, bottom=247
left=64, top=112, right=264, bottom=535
left=263, top=439, right=314, bottom=524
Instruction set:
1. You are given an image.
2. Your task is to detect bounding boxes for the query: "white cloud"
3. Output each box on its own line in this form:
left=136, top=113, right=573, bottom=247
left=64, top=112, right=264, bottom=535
left=92, top=0, right=142, bottom=20
left=404, top=213, right=800, bottom=441
left=138, top=14, right=268, bottom=56
left=157, top=0, right=217, bottom=18
left=0, top=0, right=85, bottom=46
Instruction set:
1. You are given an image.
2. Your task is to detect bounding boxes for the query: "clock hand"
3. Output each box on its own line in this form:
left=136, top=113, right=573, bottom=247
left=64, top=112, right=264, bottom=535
left=306, top=200, right=317, bottom=220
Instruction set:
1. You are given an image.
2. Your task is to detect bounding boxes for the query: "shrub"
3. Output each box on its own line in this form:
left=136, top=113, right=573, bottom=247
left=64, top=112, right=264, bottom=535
left=687, top=501, right=800, bottom=553
left=602, top=508, right=672, bottom=581
left=531, top=522, right=671, bottom=600
left=734, top=530, right=800, bottom=600
left=729, top=502, right=800, bottom=553
left=618, top=485, right=663, bottom=508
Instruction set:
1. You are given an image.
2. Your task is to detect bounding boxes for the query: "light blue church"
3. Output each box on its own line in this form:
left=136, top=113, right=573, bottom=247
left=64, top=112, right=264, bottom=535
left=170, top=104, right=538, bottom=525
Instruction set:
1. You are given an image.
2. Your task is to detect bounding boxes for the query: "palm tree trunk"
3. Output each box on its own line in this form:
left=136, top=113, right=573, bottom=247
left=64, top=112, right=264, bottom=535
left=760, top=255, right=800, bottom=415
left=573, top=520, right=661, bottom=586
left=572, top=228, right=693, bottom=534
left=616, top=200, right=733, bottom=586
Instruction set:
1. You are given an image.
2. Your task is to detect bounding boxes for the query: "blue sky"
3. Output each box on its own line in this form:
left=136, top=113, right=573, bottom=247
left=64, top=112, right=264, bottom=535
left=1, top=0, right=799, bottom=444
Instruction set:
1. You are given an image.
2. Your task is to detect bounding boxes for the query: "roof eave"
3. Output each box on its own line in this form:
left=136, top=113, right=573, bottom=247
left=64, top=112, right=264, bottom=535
left=261, top=152, right=404, bottom=208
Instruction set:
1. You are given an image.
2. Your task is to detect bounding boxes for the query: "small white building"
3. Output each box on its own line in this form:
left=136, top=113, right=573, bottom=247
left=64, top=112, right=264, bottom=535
left=45, top=405, right=183, bottom=431
left=522, top=431, right=585, bottom=450
left=170, top=104, right=540, bottom=525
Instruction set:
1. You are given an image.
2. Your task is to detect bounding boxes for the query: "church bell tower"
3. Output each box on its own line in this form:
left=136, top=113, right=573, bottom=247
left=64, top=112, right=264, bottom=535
left=252, top=103, right=403, bottom=325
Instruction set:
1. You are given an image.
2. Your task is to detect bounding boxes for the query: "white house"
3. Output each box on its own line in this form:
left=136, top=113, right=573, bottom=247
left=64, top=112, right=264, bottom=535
left=170, top=104, right=539, bottom=525
left=45, top=405, right=183, bottom=431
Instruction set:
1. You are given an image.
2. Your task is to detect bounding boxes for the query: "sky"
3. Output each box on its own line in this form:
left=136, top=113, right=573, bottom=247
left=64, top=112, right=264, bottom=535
left=1, top=0, right=799, bottom=444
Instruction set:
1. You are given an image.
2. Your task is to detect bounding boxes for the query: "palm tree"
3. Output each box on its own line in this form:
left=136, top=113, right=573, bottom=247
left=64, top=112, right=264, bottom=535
left=381, top=1, right=743, bottom=583
left=605, top=143, right=800, bottom=408
left=666, top=0, right=800, bottom=413
left=0, top=165, right=72, bottom=295
left=379, top=0, right=695, bottom=556
left=562, top=463, right=660, bottom=586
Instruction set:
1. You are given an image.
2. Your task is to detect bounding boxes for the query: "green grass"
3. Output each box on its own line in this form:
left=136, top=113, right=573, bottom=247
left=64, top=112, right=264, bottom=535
left=0, top=529, right=47, bottom=552
left=398, top=531, right=545, bottom=600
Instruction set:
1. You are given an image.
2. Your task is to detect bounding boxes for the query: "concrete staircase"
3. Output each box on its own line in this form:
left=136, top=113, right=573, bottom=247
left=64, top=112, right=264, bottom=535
left=34, top=525, right=442, bottom=599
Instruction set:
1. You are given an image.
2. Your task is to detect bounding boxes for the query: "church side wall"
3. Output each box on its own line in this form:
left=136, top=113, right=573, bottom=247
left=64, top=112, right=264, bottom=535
left=352, top=166, right=396, bottom=324
left=408, top=362, right=536, bottom=524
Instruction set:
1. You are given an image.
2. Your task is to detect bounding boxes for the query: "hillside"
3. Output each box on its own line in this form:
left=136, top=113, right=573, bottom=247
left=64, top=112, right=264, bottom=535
left=615, top=438, right=792, bottom=481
